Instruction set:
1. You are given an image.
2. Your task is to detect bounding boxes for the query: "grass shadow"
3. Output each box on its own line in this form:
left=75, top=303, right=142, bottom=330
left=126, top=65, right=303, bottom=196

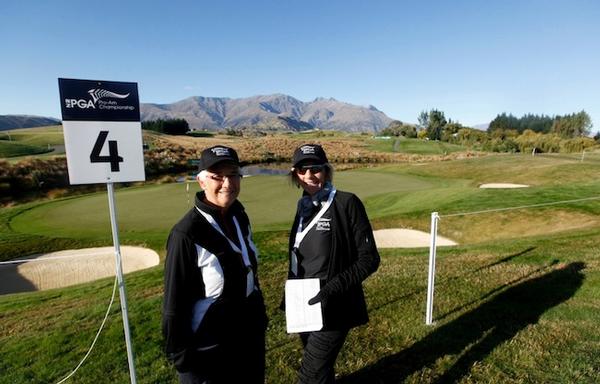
left=435, top=255, right=551, bottom=322
left=339, top=261, right=585, bottom=383
left=471, top=246, right=536, bottom=273
left=370, top=247, right=537, bottom=314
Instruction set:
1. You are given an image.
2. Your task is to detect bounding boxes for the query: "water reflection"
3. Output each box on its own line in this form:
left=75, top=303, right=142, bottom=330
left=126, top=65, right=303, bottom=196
left=176, top=164, right=289, bottom=183
left=242, top=164, right=290, bottom=176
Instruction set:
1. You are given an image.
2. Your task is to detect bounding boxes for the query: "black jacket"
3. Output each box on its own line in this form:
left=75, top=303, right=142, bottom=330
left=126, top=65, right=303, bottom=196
left=288, top=190, right=380, bottom=330
left=162, top=192, right=266, bottom=372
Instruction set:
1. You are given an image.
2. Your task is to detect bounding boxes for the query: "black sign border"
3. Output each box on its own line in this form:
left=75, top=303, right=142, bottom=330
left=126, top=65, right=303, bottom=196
left=58, top=78, right=140, bottom=122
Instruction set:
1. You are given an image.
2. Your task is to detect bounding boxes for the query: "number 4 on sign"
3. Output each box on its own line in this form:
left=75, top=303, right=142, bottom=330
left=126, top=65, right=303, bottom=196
left=90, top=131, right=124, bottom=172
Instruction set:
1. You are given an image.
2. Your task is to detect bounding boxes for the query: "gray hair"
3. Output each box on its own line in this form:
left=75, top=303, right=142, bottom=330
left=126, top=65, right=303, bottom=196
left=197, top=170, right=209, bottom=189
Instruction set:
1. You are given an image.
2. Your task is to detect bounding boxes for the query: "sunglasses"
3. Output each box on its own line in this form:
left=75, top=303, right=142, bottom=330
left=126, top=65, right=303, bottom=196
left=296, top=164, right=325, bottom=175
left=206, top=173, right=242, bottom=182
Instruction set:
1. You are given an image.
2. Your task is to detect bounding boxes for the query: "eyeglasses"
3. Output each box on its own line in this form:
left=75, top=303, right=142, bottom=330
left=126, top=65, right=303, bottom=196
left=296, top=164, right=325, bottom=175
left=206, top=173, right=242, bottom=182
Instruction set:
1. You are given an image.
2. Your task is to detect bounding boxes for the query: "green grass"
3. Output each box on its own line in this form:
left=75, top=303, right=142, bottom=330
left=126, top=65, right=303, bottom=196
left=1, top=153, right=600, bottom=383
left=368, top=137, right=469, bottom=154
left=0, top=203, right=108, bottom=263
left=0, top=140, right=53, bottom=157
left=2, top=125, right=64, bottom=147
left=336, top=236, right=600, bottom=383
left=0, top=125, right=64, bottom=159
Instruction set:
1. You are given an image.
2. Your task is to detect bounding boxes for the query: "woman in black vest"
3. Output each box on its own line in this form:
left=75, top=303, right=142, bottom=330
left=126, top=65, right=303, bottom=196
left=286, top=144, right=380, bottom=383
left=163, top=145, right=267, bottom=383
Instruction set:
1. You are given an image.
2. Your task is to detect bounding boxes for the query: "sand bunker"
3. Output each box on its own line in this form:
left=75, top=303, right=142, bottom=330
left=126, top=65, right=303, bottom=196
left=373, top=228, right=457, bottom=248
left=0, top=246, right=159, bottom=295
left=479, top=183, right=529, bottom=189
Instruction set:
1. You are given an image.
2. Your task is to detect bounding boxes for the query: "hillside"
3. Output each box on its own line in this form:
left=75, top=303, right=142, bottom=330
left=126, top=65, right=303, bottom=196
left=141, top=94, right=393, bottom=132
left=0, top=115, right=61, bottom=131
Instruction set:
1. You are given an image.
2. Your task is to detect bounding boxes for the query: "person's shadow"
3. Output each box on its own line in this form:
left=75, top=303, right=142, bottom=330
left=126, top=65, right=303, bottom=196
left=339, top=261, right=585, bottom=384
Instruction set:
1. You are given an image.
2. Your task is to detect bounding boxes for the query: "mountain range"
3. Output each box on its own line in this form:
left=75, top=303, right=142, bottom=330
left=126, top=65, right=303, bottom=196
left=1, top=95, right=394, bottom=132
left=0, top=115, right=61, bottom=131
left=140, top=94, right=393, bottom=132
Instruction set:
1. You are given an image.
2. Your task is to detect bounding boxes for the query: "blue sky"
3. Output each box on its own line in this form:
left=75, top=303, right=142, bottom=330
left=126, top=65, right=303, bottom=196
left=1, top=0, right=599, bottom=128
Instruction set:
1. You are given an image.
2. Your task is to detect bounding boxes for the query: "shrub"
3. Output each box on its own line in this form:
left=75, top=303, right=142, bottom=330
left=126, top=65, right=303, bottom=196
left=142, top=118, right=189, bottom=135
left=186, top=130, right=214, bottom=138
left=560, top=137, right=598, bottom=153
left=380, top=121, right=417, bottom=138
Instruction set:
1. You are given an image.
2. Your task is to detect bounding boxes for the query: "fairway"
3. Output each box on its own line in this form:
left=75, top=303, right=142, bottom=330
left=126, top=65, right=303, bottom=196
left=0, top=126, right=64, bottom=158
left=368, top=137, right=468, bottom=154
left=2, top=125, right=64, bottom=147
left=9, top=157, right=600, bottom=245
left=2, top=154, right=600, bottom=383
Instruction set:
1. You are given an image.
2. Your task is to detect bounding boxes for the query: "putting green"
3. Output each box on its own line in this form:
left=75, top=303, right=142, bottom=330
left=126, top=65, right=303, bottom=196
left=10, top=168, right=439, bottom=238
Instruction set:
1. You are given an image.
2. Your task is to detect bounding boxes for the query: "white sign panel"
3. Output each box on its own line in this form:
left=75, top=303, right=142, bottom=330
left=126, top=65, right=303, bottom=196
left=62, top=121, right=145, bottom=184
left=58, top=78, right=145, bottom=184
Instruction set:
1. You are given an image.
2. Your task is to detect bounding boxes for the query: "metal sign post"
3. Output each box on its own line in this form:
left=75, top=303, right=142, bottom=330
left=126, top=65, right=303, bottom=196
left=59, top=78, right=145, bottom=383
left=107, top=182, right=137, bottom=383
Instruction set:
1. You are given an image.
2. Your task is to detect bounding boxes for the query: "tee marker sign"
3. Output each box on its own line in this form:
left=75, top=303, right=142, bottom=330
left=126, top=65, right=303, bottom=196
left=58, top=78, right=145, bottom=184
left=58, top=78, right=141, bottom=383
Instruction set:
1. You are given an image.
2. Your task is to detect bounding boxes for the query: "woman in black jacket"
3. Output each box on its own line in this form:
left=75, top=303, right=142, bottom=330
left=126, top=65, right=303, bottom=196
left=286, top=144, right=380, bottom=383
left=163, top=145, right=267, bottom=383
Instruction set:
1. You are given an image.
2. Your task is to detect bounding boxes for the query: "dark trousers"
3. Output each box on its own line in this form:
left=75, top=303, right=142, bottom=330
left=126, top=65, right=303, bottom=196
left=178, top=369, right=209, bottom=384
left=178, top=292, right=267, bottom=384
left=178, top=329, right=265, bottom=384
left=298, top=329, right=349, bottom=384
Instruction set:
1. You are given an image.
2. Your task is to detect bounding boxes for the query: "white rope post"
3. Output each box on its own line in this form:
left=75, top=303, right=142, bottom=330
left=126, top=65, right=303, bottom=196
left=426, top=212, right=439, bottom=325
left=107, top=183, right=138, bottom=384
left=186, top=181, right=190, bottom=207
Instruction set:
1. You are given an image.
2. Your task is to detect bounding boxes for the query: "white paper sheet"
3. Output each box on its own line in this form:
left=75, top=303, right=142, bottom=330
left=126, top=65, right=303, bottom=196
left=285, top=278, right=323, bottom=333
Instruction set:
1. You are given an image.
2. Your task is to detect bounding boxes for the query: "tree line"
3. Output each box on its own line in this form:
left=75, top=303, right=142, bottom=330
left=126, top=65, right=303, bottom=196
left=488, top=111, right=592, bottom=138
left=380, top=109, right=598, bottom=153
left=142, top=118, right=189, bottom=135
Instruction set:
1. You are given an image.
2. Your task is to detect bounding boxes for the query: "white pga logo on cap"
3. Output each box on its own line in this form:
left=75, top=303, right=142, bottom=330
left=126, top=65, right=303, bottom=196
left=211, top=147, right=231, bottom=157
left=300, top=145, right=316, bottom=154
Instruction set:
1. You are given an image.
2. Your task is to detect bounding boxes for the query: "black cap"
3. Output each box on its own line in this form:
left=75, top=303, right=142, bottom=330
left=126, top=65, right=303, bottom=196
left=292, top=144, right=328, bottom=168
left=198, top=145, right=240, bottom=171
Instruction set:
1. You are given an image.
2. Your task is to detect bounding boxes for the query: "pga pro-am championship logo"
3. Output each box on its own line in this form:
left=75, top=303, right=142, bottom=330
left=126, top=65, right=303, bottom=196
left=65, top=88, right=131, bottom=109
left=58, top=78, right=140, bottom=122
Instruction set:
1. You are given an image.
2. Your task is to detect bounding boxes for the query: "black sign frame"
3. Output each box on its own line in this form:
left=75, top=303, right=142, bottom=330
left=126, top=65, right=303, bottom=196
left=58, top=78, right=140, bottom=122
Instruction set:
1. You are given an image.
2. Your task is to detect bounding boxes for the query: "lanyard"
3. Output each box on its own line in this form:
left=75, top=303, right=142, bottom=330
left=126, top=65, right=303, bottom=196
left=291, top=189, right=336, bottom=275
left=196, top=207, right=251, bottom=267
left=294, top=188, right=336, bottom=249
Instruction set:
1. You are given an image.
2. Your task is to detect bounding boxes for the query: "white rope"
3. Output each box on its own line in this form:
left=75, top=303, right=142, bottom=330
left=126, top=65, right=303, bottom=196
left=55, top=276, right=118, bottom=384
left=440, top=196, right=600, bottom=218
